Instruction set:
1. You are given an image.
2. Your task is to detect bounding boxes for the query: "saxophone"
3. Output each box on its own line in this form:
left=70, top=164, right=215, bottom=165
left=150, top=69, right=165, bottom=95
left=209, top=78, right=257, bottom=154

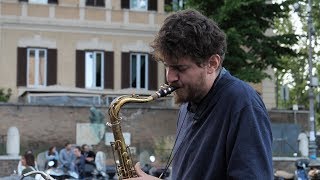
left=107, top=85, right=177, bottom=179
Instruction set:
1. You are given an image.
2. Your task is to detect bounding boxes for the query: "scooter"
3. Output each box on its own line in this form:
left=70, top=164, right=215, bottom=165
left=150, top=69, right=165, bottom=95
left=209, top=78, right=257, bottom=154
left=44, top=160, right=78, bottom=180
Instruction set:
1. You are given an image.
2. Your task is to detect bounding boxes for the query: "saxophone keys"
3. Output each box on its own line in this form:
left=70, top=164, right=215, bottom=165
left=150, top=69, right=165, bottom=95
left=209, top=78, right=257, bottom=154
left=106, top=122, right=112, bottom=127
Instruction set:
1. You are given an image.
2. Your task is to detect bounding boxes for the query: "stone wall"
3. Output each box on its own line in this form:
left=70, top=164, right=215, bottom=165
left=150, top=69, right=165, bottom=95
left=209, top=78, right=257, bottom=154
left=0, top=104, right=311, bottom=176
left=0, top=103, right=178, bottom=149
left=0, top=156, right=20, bottom=177
left=273, top=157, right=299, bottom=174
left=269, top=109, right=309, bottom=131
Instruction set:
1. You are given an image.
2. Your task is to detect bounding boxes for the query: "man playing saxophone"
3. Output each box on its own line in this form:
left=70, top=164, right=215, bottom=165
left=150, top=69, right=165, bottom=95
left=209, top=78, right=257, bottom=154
left=127, top=9, right=273, bottom=180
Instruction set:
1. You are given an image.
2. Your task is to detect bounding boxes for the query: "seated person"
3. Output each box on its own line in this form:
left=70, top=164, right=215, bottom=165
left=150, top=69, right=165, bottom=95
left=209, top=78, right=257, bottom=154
left=21, top=153, right=37, bottom=178
left=73, top=146, right=86, bottom=179
left=45, top=146, right=59, bottom=169
left=17, top=150, right=38, bottom=175
left=81, top=144, right=96, bottom=166
left=59, top=142, right=76, bottom=171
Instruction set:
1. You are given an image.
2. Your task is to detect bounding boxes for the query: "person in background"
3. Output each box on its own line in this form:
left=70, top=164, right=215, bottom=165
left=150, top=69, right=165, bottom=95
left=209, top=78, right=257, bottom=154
left=59, top=142, right=75, bottom=171
left=45, top=146, right=59, bottom=169
left=21, top=153, right=37, bottom=178
left=81, top=144, right=96, bottom=166
left=73, top=146, right=86, bottom=179
left=127, top=9, right=273, bottom=180
left=17, top=150, right=38, bottom=175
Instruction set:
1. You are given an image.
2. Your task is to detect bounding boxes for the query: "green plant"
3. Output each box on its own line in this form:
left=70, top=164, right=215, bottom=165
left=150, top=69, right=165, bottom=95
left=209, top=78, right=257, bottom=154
left=0, top=88, right=12, bottom=102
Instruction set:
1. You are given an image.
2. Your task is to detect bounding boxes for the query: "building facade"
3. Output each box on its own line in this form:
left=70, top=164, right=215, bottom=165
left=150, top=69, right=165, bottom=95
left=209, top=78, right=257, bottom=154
left=0, top=0, right=276, bottom=109
left=0, top=0, right=175, bottom=107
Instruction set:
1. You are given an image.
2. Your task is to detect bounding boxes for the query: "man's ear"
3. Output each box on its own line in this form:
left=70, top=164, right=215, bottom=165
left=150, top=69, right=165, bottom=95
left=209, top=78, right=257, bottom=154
left=207, top=55, right=221, bottom=74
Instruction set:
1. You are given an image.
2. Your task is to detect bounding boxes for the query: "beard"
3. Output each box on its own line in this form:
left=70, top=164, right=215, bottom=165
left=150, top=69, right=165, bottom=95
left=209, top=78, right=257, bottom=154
left=173, top=72, right=207, bottom=104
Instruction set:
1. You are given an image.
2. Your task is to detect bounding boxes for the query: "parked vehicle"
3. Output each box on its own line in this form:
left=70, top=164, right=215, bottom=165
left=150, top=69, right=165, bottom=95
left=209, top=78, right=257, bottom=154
left=44, top=160, right=78, bottom=180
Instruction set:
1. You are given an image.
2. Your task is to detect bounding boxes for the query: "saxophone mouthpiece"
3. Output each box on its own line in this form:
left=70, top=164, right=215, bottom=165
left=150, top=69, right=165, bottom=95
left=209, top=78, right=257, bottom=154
left=152, top=84, right=178, bottom=99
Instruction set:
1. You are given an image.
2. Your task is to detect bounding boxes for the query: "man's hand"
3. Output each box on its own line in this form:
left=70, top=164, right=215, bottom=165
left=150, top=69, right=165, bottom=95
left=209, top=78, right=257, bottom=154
left=124, top=162, right=160, bottom=180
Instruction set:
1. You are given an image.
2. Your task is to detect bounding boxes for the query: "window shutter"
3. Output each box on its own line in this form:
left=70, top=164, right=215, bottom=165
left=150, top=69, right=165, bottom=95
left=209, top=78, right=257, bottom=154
left=104, top=51, right=114, bottom=89
left=17, top=47, right=27, bottom=87
left=148, top=54, right=158, bottom=90
left=121, top=52, right=130, bottom=89
left=48, top=0, right=58, bottom=4
left=76, top=50, right=85, bottom=88
left=148, top=0, right=157, bottom=11
left=47, top=49, right=57, bottom=86
left=86, top=0, right=94, bottom=6
left=96, top=0, right=105, bottom=7
left=121, top=0, right=130, bottom=9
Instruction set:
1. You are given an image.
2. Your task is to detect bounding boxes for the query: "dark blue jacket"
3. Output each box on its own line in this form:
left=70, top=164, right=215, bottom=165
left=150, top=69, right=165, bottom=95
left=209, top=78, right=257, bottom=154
left=171, top=69, right=273, bottom=180
left=75, top=155, right=86, bottom=179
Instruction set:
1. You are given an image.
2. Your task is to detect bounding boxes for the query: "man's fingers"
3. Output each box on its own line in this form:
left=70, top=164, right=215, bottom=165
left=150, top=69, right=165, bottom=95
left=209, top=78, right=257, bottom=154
left=124, top=162, right=160, bottom=180
left=134, top=162, right=147, bottom=177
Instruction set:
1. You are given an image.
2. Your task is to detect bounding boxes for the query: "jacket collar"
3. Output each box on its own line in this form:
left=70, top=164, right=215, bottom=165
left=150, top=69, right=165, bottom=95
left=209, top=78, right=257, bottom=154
left=187, top=68, right=235, bottom=122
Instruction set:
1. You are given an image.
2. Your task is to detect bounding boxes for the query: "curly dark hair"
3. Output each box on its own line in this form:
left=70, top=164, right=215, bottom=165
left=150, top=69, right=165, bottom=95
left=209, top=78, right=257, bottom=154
left=151, top=9, right=227, bottom=67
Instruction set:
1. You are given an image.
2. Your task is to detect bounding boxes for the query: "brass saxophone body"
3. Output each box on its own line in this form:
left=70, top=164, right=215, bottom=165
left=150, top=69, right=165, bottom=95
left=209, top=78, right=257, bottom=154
left=107, top=85, right=177, bottom=179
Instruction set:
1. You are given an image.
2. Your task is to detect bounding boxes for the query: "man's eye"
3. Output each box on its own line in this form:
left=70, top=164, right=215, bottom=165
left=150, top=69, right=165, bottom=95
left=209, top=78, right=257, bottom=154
left=177, top=67, right=188, bottom=72
left=165, top=65, right=188, bottom=72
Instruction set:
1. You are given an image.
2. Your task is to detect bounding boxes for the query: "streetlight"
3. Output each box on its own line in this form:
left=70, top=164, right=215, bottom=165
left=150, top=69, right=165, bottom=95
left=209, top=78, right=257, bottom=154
left=294, top=0, right=318, bottom=163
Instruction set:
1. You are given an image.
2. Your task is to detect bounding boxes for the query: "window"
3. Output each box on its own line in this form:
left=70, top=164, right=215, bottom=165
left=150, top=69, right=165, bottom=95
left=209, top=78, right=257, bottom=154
left=121, top=52, right=157, bottom=90
left=29, top=0, right=47, bottom=4
left=76, top=50, right=114, bottom=89
left=19, top=0, right=58, bottom=4
left=86, top=0, right=105, bottom=7
left=17, top=47, right=57, bottom=87
left=130, top=53, right=148, bottom=89
left=165, top=0, right=184, bottom=12
left=85, top=51, right=104, bottom=89
left=130, top=0, right=147, bottom=11
left=121, top=0, right=157, bottom=11
left=27, top=48, right=47, bottom=87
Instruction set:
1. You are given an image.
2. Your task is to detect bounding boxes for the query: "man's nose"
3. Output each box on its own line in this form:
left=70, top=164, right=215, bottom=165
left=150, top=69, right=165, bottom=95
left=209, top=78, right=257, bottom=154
left=166, top=68, right=179, bottom=83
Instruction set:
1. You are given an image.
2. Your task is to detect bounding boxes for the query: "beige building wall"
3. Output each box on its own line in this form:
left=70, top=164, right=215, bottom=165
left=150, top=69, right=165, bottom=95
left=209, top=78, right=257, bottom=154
left=0, top=0, right=275, bottom=109
left=0, top=1, right=167, bottom=102
left=249, top=69, right=277, bottom=110
left=262, top=67, right=276, bottom=109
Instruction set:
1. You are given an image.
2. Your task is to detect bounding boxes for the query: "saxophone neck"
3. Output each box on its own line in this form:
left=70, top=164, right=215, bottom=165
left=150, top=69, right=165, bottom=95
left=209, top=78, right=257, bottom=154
left=108, top=95, right=153, bottom=120
left=108, top=85, right=177, bottom=120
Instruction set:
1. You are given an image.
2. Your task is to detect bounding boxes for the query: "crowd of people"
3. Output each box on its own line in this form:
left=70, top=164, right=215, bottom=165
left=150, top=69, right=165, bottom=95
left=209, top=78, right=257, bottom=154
left=18, top=142, right=101, bottom=179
